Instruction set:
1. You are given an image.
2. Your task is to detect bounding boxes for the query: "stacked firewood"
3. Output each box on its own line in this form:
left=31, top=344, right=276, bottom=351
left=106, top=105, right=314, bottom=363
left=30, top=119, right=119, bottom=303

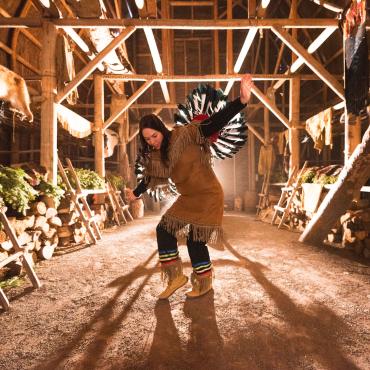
left=327, top=201, right=370, bottom=258
left=0, top=200, right=61, bottom=276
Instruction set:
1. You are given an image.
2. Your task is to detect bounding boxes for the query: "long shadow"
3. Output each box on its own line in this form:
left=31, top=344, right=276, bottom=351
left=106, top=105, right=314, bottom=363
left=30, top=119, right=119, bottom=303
left=145, top=300, right=186, bottom=369
left=36, top=249, right=158, bottom=370
left=221, top=236, right=361, bottom=370
left=183, top=291, right=224, bottom=370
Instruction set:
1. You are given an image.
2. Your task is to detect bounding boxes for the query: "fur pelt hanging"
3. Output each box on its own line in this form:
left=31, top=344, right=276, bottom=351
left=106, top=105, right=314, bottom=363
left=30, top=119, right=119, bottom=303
left=340, top=0, right=369, bottom=116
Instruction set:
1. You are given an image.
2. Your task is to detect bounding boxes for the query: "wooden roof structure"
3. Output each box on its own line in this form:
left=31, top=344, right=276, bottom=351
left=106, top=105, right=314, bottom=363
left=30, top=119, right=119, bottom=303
left=0, top=0, right=368, bottom=183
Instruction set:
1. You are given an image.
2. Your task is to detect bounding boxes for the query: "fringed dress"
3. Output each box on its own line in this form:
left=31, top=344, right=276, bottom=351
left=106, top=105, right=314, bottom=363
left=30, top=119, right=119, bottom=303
left=135, top=97, right=246, bottom=243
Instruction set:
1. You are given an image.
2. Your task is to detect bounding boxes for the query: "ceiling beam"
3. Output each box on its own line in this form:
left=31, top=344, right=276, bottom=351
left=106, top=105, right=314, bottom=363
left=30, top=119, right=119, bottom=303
left=56, top=26, right=136, bottom=104
left=103, top=80, right=154, bottom=131
left=251, top=84, right=290, bottom=128
left=0, top=17, right=341, bottom=29
left=271, top=26, right=345, bottom=100
left=101, top=73, right=342, bottom=81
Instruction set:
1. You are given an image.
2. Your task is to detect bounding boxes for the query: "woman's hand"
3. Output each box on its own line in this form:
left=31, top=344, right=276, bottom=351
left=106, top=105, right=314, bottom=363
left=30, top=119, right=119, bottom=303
left=240, top=74, right=254, bottom=104
left=125, top=188, right=138, bottom=202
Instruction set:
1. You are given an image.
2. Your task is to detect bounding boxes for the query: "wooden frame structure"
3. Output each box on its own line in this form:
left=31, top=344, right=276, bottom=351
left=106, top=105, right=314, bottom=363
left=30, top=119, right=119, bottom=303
left=0, top=0, right=366, bottom=207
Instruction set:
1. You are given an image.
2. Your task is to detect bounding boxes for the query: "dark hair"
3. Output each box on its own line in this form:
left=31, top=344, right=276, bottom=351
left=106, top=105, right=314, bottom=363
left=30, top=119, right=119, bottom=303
left=139, top=114, right=172, bottom=165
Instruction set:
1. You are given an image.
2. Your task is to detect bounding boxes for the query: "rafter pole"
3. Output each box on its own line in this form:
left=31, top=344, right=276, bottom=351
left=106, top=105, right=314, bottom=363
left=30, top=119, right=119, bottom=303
left=94, top=74, right=105, bottom=177
left=247, top=124, right=265, bottom=145
left=56, top=26, right=136, bottom=104
left=214, top=0, right=220, bottom=89
left=289, top=76, right=300, bottom=172
left=251, top=85, right=290, bottom=128
left=0, top=18, right=342, bottom=29
left=103, top=80, right=154, bottom=131
left=40, top=21, right=58, bottom=184
left=271, top=26, right=345, bottom=100
left=227, top=0, right=233, bottom=77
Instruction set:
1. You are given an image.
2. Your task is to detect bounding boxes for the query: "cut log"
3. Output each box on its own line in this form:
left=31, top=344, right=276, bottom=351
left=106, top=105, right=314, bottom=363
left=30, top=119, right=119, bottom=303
left=30, top=201, right=47, bottom=216
left=17, top=231, right=33, bottom=246
left=0, top=230, right=7, bottom=243
left=48, top=216, right=62, bottom=227
left=36, top=221, right=50, bottom=235
left=0, top=250, right=9, bottom=262
left=41, top=227, right=57, bottom=240
left=40, top=195, right=56, bottom=209
left=300, top=123, right=370, bottom=245
left=0, top=240, right=13, bottom=252
left=355, top=230, right=368, bottom=241
left=327, top=232, right=341, bottom=243
left=45, top=207, right=58, bottom=219
left=59, top=212, right=78, bottom=225
left=38, top=244, right=55, bottom=260
left=57, top=225, right=73, bottom=238
left=24, top=241, right=36, bottom=252
left=34, top=215, right=47, bottom=230
left=58, top=236, right=71, bottom=246
left=29, top=230, right=42, bottom=242
left=8, top=217, right=31, bottom=236
left=34, top=239, right=42, bottom=252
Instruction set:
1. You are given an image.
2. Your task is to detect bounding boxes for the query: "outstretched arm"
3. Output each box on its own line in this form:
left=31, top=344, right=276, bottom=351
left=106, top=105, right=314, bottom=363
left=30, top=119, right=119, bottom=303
left=199, top=74, right=253, bottom=138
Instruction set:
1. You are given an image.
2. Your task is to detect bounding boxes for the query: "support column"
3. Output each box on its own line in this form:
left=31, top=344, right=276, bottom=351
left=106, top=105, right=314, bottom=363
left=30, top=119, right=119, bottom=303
left=214, top=0, right=220, bottom=89
left=40, top=21, right=58, bottom=184
left=345, top=114, right=362, bottom=164
left=226, top=0, right=233, bottom=77
left=94, top=74, right=105, bottom=177
left=289, top=77, right=300, bottom=171
left=248, top=132, right=256, bottom=191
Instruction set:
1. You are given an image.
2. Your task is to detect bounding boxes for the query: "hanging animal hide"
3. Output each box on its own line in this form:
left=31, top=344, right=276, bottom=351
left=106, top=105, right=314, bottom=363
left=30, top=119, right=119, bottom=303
left=104, top=128, right=119, bottom=158
left=340, top=0, right=369, bottom=115
left=0, top=65, right=33, bottom=122
left=57, top=104, right=92, bottom=138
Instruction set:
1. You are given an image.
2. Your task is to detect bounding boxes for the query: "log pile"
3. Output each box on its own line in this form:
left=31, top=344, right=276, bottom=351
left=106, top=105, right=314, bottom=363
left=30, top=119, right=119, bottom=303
left=335, top=204, right=370, bottom=258
left=0, top=200, right=60, bottom=277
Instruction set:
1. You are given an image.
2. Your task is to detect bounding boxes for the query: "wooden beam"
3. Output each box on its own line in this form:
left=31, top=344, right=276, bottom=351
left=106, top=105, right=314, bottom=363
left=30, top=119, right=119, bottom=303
left=56, top=27, right=136, bottom=104
left=226, top=0, right=233, bottom=75
left=246, top=124, right=265, bottom=145
left=103, top=80, right=154, bottom=131
left=271, top=26, right=345, bottom=100
left=101, top=73, right=338, bottom=81
left=251, top=85, right=290, bottom=128
left=214, top=0, right=220, bottom=89
left=0, top=18, right=340, bottom=29
left=40, top=21, right=58, bottom=184
left=94, top=74, right=105, bottom=177
left=170, top=1, right=214, bottom=6
left=289, top=77, right=300, bottom=172
left=0, top=40, right=40, bottom=74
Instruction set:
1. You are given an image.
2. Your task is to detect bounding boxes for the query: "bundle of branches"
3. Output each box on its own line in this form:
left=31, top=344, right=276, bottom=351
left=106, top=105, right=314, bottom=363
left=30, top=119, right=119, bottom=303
left=301, top=165, right=343, bottom=185
left=0, top=166, right=38, bottom=215
left=63, top=168, right=105, bottom=190
left=106, top=172, right=125, bottom=191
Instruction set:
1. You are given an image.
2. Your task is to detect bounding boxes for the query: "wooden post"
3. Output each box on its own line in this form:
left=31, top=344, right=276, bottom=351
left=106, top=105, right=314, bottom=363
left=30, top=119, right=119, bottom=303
left=214, top=0, right=220, bottom=89
left=264, top=30, right=270, bottom=145
left=94, top=74, right=105, bottom=177
left=227, top=0, right=233, bottom=77
left=248, top=132, right=256, bottom=191
left=345, top=114, right=362, bottom=164
left=289, top=76, right=300, bottom=172
left=40, top=21, right=58, bottom=184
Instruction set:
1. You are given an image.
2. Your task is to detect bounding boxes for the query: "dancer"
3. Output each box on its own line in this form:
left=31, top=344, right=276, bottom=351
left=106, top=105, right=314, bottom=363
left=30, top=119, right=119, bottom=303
left=126, top=74, right=253, bottom=299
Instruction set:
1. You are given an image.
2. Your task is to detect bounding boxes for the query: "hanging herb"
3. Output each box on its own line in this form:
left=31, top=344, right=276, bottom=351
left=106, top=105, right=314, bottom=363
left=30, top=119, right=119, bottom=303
left=107, top=173, right=125, bottom=190
left=72, top=168, right=105, bottom=190
left=36, top=179, right=65, bottom=208
left=0, top=166, right=39, bottom=215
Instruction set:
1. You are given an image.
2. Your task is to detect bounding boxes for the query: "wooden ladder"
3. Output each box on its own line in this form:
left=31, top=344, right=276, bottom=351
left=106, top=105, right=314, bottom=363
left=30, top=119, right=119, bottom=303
left=0, top=203, right=41, bottom=310
left=107, top=181, right=133, bottom=224
left=57, top=158, right=102, bottom=244
left=256, top=170, right=271, bottom=216
left=271, top=161, right=308, bottom=229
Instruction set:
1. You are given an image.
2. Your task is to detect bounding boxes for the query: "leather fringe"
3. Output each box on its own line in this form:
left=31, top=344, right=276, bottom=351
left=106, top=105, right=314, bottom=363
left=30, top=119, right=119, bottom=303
left=161, top=258, right=183, bottom=284
left=159, top=214, right=223, bottom=244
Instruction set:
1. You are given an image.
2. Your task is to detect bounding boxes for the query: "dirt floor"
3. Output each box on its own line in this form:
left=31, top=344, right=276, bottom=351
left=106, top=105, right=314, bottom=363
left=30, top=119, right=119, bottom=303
left=0, top=212, right=369, bottom=370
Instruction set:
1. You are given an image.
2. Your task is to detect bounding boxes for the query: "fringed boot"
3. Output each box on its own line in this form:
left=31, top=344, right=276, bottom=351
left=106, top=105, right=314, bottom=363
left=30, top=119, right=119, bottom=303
left=159, top=258, right=188, bottom=299
left=185, top=270, right=213, bottom=298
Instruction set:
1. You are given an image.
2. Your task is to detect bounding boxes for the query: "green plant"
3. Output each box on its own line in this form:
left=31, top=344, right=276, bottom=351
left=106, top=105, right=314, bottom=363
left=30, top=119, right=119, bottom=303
left=37, top=179, right=65, bottom=208
left=301, top=169, right=316, bottom=184
left=0, top=276, right=23, bottom=289
left=74, top=168, right=105, bottom=190
left=313, top=174, right=337, bottom=185
left=0, top=166, right=38, bottom=215
left=107, top=173, right=125, bottom=190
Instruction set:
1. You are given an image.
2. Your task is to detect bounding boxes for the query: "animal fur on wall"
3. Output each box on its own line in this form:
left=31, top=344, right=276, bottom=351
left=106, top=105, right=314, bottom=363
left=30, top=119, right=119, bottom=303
left=0, top=65, right=33, bottom=122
